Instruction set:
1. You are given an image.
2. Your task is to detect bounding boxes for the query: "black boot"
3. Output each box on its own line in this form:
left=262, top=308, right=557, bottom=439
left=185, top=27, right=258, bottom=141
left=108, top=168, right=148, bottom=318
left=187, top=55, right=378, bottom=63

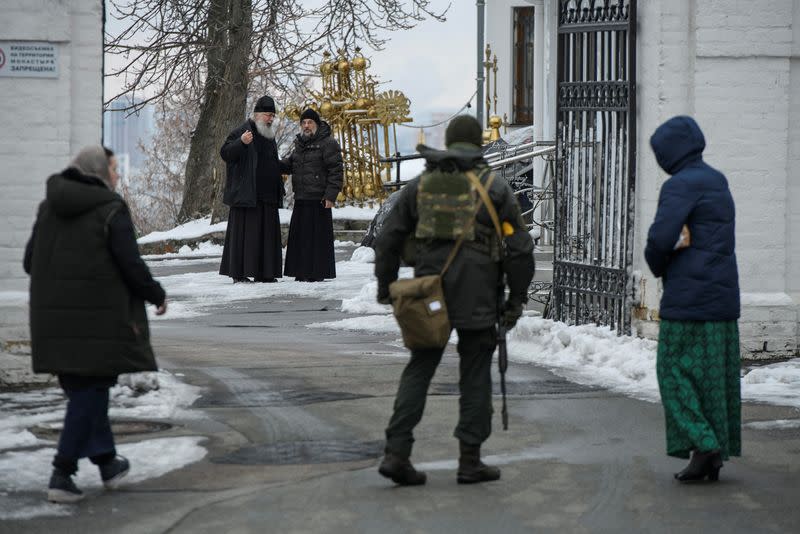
left=47, top=468, right=84, bottom=503
left=674, top=449, right=723, bottom=482
left=378, top=450, right=427, bottom=486
left=457, top=442, right=501, bottom=484
left=99, top=455, right=130, bottom=489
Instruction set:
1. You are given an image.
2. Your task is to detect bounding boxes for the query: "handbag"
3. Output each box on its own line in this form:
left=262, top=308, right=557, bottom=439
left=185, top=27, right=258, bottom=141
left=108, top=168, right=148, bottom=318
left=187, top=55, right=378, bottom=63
left=389, top=170, right=497, bottom=350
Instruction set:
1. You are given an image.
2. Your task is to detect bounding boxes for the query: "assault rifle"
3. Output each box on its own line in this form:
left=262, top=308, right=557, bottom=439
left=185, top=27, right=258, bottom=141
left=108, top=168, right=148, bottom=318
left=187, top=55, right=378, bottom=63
left=497, top=280, right=509, bottom=430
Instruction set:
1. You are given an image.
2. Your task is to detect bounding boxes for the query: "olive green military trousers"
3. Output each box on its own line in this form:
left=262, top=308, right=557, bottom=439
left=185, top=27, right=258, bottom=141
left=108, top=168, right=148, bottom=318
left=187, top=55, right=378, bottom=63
left=385, top=327, right=497, bottom=458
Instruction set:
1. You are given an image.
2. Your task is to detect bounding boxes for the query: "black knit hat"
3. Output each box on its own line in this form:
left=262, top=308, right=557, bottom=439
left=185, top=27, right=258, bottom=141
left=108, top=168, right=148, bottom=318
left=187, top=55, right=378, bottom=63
left=300, top=108, right=321, bottom=126
left=254, top=95, right=276, bottom=113
left=445, top=115, right=483, bottom=148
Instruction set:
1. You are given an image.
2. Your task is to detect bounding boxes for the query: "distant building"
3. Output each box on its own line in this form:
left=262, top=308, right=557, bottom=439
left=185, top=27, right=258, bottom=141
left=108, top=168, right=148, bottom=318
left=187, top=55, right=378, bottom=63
left=103, top=98, right=155, bottom=182
left=0, top=0, right=103, bottom=287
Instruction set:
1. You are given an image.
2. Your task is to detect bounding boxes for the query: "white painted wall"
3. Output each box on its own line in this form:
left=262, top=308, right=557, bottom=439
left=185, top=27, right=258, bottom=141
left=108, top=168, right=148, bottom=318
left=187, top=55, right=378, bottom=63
left=788, top=0, right=800, bottom=347
left=0, top=0, right=103, bottom=289
left=635, top=0, right=799, bottom=357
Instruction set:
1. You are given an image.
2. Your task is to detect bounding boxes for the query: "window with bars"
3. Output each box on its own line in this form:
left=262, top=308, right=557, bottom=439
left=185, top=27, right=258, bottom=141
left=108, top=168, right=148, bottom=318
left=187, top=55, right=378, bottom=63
left=513, top=6, right=535, bottom=124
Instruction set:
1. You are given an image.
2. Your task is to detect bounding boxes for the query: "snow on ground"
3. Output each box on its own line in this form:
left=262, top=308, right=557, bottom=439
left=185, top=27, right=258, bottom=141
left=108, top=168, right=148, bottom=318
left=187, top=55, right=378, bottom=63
left=139, top=207, right=379, bottom=246
left=143, top=240, right=224, bottom=260
left=147, top=242, right=800, bottom=413
left=744, top=419, right=800, bottom=430
left=0, top=370, right=204, bottom=519
left=138, top=217, right=227, bottom=245
left=146, top=246, right=410, bottom=322
left=0, top=436, right=207, bottom=520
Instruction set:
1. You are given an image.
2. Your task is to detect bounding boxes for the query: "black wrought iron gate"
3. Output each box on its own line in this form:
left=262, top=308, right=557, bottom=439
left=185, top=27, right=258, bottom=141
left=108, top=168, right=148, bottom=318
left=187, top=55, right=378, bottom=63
left=553, top=0, right=636, bottom=333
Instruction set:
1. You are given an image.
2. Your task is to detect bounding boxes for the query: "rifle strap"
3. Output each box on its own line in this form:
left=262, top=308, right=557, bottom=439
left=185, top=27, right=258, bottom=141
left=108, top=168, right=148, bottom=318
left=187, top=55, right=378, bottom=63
left=441, top=168, right=495, bottom=276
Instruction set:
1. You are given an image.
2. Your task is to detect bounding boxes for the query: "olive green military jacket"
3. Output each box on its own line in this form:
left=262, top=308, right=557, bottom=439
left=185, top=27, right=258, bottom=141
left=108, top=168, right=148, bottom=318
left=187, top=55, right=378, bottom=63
left=375, top=165, right=535, bottom=329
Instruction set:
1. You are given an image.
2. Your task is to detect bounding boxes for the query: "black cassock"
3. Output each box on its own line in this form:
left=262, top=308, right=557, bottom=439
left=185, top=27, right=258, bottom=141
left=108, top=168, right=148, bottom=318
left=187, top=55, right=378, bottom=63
left=284, top=199, right=336, bottom=281
left=219, top=131, right=283, bottom=281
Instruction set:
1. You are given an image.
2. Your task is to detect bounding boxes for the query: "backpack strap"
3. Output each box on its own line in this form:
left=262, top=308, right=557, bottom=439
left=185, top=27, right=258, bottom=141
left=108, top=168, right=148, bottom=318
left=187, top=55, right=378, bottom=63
left=465, top=170, right=503, bottom=240
left=440, top=168, right=496, bottom=276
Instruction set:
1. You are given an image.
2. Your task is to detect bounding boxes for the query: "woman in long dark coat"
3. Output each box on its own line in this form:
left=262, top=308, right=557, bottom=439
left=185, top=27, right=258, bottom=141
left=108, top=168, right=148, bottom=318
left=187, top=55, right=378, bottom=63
left=25, top=146, right=167, bottom=502
left=645, top=116, right=741, bottom=482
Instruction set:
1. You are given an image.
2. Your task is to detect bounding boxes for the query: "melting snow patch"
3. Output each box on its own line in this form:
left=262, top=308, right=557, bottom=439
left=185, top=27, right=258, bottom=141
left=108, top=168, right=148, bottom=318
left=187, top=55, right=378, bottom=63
left=0, top=436, right=207, bottom=519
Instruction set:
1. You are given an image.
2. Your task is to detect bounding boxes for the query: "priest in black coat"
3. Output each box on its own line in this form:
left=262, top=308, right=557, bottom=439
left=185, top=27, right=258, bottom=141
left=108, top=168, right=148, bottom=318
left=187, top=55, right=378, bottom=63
left=219, top=95, right=285, bottom=283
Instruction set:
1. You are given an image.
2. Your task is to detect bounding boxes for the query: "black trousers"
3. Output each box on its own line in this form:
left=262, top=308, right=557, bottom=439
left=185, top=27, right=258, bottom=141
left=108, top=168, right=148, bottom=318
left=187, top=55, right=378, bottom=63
left=219, top=201, right=283, bottom=280
left=385, top=327, right=497, bottom=458
left=53, top=375, right=117, bottom=475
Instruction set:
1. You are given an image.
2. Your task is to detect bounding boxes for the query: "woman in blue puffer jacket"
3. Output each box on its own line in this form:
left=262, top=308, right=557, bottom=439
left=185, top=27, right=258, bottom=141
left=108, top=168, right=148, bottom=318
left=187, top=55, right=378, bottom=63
left=645, top=115, right=741, bottom=483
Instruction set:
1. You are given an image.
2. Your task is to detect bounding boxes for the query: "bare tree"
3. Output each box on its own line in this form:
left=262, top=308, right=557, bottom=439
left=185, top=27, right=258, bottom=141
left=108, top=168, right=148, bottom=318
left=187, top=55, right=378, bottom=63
left=105, top=0, right=448, bottom=223
left=120, top=95, right=196, bottom=235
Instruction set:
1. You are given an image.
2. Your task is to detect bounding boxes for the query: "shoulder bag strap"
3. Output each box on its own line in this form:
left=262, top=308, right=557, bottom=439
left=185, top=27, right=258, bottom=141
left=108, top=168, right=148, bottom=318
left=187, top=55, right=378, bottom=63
left=440, top=168, right=497, bottom=276
left=465, top=170, right=503, bottom=240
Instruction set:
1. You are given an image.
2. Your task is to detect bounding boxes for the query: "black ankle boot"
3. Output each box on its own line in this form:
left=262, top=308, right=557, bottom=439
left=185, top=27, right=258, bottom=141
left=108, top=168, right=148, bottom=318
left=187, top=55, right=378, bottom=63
left=378, top=450, right=427, bottom=486
left=457, top=442, right=501, bottom=484
left=675, top=449, right=723, bottom=482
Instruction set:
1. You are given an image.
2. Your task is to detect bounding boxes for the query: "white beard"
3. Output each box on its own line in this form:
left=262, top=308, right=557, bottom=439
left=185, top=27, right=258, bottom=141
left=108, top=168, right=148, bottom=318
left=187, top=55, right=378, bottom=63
left=254, top=121, right=275, bottom=139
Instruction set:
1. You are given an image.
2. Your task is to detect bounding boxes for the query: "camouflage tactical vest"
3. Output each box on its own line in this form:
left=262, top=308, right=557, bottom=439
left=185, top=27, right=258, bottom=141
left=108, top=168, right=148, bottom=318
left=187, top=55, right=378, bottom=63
left=415, top=169, right=479, bottom=241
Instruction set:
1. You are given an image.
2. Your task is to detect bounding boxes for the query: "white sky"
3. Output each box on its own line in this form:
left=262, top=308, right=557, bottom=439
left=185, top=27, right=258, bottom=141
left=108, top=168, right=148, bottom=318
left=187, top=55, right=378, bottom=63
left=103, top=1, right=477, bottom=121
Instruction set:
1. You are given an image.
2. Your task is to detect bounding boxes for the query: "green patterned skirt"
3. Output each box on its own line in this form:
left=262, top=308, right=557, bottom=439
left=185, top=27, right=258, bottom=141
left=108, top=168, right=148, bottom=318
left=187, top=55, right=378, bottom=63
left=656, top=320, right=741, bottom=460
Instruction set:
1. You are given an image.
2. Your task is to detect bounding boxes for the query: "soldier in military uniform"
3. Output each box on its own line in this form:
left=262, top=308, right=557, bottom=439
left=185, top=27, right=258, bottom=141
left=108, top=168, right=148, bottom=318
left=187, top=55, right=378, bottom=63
left=374, top=115, right=535, bottom=485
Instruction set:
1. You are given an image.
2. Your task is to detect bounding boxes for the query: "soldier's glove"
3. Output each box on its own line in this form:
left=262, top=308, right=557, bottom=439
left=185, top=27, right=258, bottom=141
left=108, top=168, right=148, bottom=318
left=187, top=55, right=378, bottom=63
left=377, top=286, right=392, bottom=305
left=502, top=300, right=524, bottom=330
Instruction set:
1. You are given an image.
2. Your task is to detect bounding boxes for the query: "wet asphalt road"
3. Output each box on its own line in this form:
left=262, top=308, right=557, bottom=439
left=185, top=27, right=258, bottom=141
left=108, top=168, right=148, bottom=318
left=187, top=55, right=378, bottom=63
left=4, top=253, right=800, bottom=533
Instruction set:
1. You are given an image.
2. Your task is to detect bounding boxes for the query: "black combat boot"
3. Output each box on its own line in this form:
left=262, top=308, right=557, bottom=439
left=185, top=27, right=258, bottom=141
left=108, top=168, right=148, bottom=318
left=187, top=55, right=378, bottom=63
left=674, top=449, right=723, bottom=482
left=457, top=442, right=501, bottom=484
left=378, top=450, right=427, bottom=486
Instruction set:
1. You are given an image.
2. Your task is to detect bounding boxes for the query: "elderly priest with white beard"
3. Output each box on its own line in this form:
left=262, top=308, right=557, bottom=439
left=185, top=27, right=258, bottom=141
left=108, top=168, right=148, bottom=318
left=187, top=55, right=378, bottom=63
left=219, top=95, right=285, bottom=283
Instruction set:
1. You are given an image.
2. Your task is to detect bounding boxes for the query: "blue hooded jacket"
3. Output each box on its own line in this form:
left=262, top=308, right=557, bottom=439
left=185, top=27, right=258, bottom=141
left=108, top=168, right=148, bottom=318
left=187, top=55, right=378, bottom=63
left=644, top=116, right=740, bottom=321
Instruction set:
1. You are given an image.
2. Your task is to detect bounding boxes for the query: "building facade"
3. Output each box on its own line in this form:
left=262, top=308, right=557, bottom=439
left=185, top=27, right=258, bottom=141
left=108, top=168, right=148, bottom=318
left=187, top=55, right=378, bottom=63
left=486, top=0, right=800, bottom=358
left=0, top=0, right=104, bottom=289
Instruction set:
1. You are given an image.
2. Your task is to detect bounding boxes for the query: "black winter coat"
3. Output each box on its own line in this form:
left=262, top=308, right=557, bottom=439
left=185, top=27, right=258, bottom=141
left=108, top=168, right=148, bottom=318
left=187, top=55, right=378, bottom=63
left=24, top=168, right=164, bottom=376
left=280, top=121, right=343, bottom=202
left=375, top=159, right=535, bottom=329
left=221, top=120, right=285, bottom=207
left=645, top=116, right=740, bottom=321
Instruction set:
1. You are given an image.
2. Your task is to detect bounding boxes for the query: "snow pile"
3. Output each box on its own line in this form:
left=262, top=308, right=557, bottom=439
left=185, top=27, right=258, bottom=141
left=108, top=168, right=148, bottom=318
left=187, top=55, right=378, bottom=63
left=507, top=317, right=660, bottom=401
left=744, top=419, right=800, bottom=430
left=341, top=282, right=391, bottom=315
left=138, top=217, right=227, bottom=245
left=742, top=359, right=800, bottom=409
left=349, top=246, right=375, bottom=264
left=110, top=371, right=203, bottom=419
left=143, top=240, right=224, bottom=260
left=0, top=436, right=206, bottom=493
left=330, top=205, right=381, bottom=220
left=308, top=314, right=399, bottom=334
